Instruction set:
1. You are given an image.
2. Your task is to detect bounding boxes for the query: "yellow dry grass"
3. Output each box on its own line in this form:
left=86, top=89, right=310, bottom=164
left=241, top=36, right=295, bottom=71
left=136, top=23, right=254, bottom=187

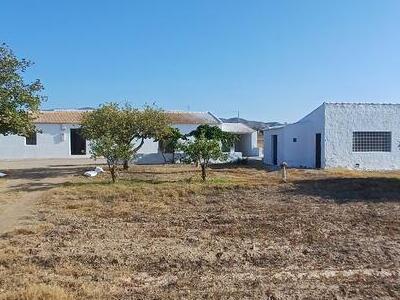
left=0, top=164, right=399, bottom=299
left=0, top=285, right=72, bottom=300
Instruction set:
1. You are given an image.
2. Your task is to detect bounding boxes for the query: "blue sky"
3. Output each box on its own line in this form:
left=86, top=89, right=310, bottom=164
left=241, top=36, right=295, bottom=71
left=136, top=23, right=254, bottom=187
left=2, top=0, right=400, bottom=122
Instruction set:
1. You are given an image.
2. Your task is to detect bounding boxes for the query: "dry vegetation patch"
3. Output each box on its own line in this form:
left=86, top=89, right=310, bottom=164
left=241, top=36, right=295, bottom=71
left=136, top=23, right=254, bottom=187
left=0, top=165, right=399, bottom=299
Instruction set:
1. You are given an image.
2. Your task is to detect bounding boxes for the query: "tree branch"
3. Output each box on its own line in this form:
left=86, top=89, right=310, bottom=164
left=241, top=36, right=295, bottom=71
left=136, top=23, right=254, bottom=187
left=132, top=137, right=145, bottom=153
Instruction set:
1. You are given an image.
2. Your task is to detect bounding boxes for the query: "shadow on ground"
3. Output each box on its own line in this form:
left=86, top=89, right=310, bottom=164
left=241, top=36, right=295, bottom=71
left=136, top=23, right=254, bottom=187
left=4, top=166, right=88, bottom=192
left=210, top=160, right=270, bottom=171
left=289, top=177, right=400, bottom=203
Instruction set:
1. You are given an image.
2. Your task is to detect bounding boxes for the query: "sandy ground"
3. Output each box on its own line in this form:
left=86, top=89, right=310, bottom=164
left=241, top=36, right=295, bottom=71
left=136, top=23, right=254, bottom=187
left=0, top=158, right=106, bottom=234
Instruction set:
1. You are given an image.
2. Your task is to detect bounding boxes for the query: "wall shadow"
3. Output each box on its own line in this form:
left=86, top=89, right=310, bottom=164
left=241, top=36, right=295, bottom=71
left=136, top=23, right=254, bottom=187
left=289, top=177, right=400, bottom=203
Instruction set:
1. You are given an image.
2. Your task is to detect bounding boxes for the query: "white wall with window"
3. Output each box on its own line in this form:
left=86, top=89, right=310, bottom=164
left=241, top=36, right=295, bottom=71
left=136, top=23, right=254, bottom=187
left=325, top=103, right=400, bottom=170
left=0, top=124, right=91, bottom=159
left=264, top=102, right=400, bottom=170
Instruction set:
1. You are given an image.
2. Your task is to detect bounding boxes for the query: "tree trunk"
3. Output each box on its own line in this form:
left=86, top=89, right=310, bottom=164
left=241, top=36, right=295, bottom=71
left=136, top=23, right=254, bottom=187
left=123, top=160, right=129, bottom=170
left=161, top=152, right=167, bottom=164
left=201, top=164, right=206, bottom=181
left=110, top=166, right=116, bottom=183
left=172, top=152, right=175, bottom=164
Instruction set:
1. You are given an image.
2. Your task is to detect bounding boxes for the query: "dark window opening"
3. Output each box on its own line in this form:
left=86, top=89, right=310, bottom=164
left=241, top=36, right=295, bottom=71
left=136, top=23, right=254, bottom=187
left=25, top=132, right=37, bottom=145
left=352, top=131, right=391, bottom=152
left=293, top=138, right=297, bottom=142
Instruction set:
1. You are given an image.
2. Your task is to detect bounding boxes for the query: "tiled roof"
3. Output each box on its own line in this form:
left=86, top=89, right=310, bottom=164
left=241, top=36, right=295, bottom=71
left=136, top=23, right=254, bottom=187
left=34, top=110, right=88, bottom=124
left=166, top=111, right=220, bottom=124
left=34, top=110, right=221, bottom=125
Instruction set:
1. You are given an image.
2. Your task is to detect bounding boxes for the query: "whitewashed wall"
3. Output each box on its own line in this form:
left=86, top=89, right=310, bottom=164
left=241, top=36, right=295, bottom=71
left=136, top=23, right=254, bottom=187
left=133, top=124, right=203, bottom=164
left=234, top=132, right=259, bottom=157
left=325, top=103, right=400, bottom=170
left=0, top=124, right=91, bottom=159
left=263, top=104, right=325, bottom=168
left=263, top=127, right=284, bottom=165
left=0, top=122, right=259, bottom=163
left=0, top=123, right=204, bottom=161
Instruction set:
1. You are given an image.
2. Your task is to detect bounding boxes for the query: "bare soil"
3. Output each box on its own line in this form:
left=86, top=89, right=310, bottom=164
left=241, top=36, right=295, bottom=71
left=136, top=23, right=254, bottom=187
left=0, top=164, right=399, bottom=299
left=0, top=160, right=97, bottom=233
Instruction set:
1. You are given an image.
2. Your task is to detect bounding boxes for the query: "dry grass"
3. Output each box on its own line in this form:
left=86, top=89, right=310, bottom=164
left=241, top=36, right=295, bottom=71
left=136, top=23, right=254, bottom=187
left=0, top=284, right=72, bottom=300
left=0, top=164, right=399, bottom=299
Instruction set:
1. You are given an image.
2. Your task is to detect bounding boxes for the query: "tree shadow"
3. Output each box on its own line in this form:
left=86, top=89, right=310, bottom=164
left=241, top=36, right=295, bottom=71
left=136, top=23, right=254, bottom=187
left=3, top=166, right=89, bottom=192
left=7, top=181, right=64, bottom=192
left=289, top=177, right=400, bottom=203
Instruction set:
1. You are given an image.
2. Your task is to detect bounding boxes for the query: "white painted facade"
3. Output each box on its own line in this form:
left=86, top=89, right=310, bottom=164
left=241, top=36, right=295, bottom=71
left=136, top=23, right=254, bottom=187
left=221, top=123, right=260, bottom=157
left=0, top=111, right=260, bottom=164
left=0, top=124, right=91, bottom=159
left=264, top=103, right=400, bottom=170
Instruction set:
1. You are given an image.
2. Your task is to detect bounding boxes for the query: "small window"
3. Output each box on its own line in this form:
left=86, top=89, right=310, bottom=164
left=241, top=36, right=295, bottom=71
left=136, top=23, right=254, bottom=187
left=352, top=131, right=391, bottom=152
left=293, top=138, right=297, bottom=142
left=25, top=132, right=37, bottom=145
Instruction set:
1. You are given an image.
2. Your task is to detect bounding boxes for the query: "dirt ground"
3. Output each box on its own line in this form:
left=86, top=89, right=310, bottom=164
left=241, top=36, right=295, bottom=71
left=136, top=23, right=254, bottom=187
left=0, top=159, right=103, bottom=233
left=0, top=163, right=399, bottom=299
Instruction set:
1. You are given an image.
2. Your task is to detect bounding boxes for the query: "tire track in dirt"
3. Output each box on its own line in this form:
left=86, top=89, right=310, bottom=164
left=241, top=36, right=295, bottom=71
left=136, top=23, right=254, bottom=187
left=0, top=163, right=88, bottom=234
left=0, top=189, right=43, bottom=234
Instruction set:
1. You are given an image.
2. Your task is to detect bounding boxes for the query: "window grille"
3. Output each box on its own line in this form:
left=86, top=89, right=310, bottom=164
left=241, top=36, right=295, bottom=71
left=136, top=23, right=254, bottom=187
left=352, top=131, right=391, bottom=152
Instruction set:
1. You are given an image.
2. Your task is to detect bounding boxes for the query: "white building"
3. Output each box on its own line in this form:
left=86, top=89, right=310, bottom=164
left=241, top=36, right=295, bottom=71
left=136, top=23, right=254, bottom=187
left=0, top=109, right=259, bottom=163
left=264, top=103, right=400, bottom=170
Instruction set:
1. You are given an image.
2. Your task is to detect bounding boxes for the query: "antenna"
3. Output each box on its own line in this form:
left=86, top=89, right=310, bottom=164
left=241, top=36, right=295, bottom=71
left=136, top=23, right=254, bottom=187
left=237, top=109, right=240, bottom=122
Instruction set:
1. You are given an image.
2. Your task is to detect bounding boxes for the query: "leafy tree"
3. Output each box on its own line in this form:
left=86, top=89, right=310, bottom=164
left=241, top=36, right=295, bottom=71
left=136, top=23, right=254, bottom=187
left=0, top=43, right=44, bottom=137
left=157, top=127, right=182, bottom=163
left=180, top=134, right=227, bottom=181
left=82, top=103, right=171, bottom=170
left=90, top=135, right=131, bottom=183
left=187, top=124, right=238, bottom=151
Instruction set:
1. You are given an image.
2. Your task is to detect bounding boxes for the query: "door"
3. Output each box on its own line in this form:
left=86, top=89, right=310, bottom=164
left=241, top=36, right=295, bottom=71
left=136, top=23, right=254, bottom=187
left=70, top=128, right=86, bottom=155
left=272, top=135, right=278, bottom=165
left=315, top=133, right=321, bottom=169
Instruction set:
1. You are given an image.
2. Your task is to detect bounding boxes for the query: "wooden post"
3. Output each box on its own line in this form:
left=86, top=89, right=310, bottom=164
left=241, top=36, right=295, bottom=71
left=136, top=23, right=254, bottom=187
left=281, top=162, right=288, bottom=183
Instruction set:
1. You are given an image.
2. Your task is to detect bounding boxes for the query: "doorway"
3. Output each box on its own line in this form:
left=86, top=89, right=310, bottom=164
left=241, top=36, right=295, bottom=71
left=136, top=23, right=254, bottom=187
left=315, top=133, right=321, bottom=169
left=272, top=135, right=278, bottom=165
left=70, top=128, right=86, bottom=155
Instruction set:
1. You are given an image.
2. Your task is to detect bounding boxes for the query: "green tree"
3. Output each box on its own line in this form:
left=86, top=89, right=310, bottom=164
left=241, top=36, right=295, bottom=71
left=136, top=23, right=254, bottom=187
left=180, top=134, right=227, bottom=181
left=157, top=127, right=182, bottom=163
left=187, top=124, right=238, bottom=151
left=82, top=103, right=171, bottom=173
left=0, top=43, right=44, bottom=137
left=90, top=135, right=131, bottom=183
